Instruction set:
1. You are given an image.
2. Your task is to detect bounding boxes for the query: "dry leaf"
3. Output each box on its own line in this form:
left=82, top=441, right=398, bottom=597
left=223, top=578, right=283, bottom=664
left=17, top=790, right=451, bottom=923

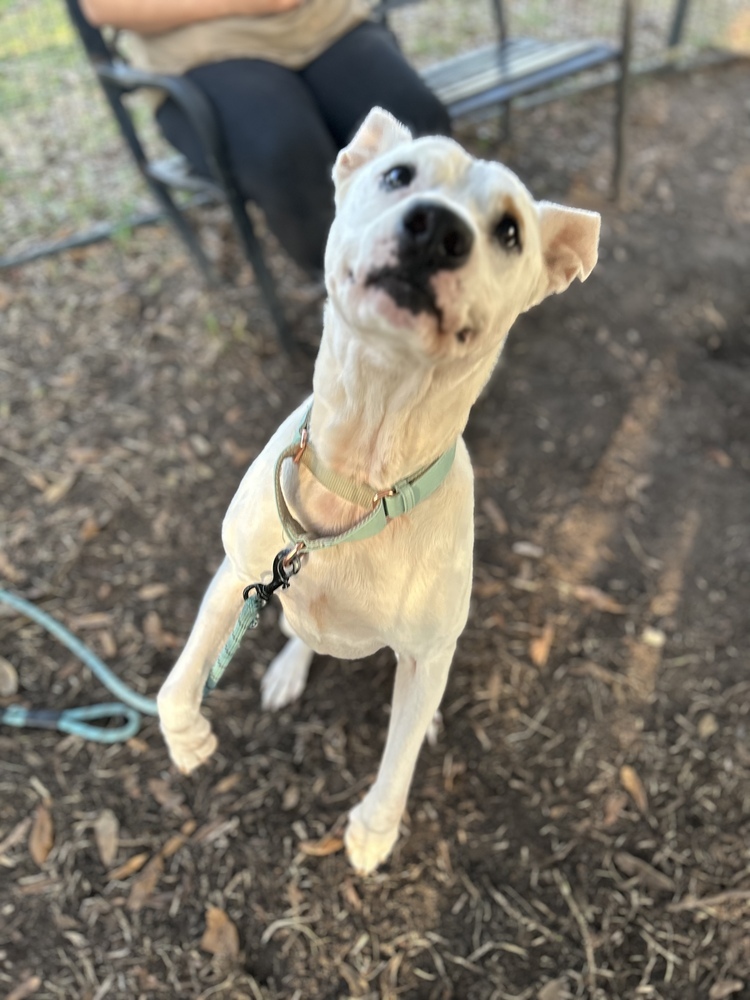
left=0, top=550, right=24, bottom=583
left=282, top=785, right=300, bottom=811
left=127, top=854, right=164, bottom=912
left=200, top=906, right=240, bottom=960
left=299, top=831, right=345, bottom=857
left=529, top=622, right=555, bottom=668
left=93, top=809, right=119, bottom=867
left=571, top=584, right=626, bottom=614
left=137, top=582, right=170, bottom=601
left=698, top=712, right=719, bottom=740
left=538, top=978, right=572, bottom=1000
left=0, top=655, right=19, bottom=696
left=6, top=975, right=42, bottom=1000
left=707, top=448, right=732, bottom=469
left=601, top=791, right=629, bottom=829
left=472, top=578, right=504, bottom=598
left=28, top=804, right=54, bottom=866
left=620, top=764, right=648, bottom=813
left=79, top=517, right=101, bottom=541
left=108, top=851, right=149, bottom=881
left=213, top=773, right=242, bottom=796
left=709, top=981, right=744, bottom=1000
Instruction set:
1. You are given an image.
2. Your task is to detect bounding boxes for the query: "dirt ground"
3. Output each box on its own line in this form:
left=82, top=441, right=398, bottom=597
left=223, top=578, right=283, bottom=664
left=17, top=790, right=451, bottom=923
left=1, top=60, right=749, bottom=1000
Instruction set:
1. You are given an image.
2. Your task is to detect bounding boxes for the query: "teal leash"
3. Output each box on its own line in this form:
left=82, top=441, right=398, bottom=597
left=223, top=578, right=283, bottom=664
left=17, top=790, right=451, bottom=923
left=203, top=545, right=303, bottom=694
left=0, top=588, right=157, bottom=744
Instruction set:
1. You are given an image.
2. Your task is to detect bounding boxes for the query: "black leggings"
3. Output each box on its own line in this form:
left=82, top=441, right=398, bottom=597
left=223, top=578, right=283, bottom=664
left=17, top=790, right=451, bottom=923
left=156, top=20, right=451, bottom=275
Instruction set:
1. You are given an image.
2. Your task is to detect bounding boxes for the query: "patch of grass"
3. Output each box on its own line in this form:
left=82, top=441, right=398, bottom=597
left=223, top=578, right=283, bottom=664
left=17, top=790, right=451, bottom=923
left=0, top=0, right=76, bottom=60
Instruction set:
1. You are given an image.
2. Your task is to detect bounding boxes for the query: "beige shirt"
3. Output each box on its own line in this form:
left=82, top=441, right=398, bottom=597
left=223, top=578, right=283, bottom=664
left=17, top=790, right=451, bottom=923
left=129, top=0, right=373, bottom=75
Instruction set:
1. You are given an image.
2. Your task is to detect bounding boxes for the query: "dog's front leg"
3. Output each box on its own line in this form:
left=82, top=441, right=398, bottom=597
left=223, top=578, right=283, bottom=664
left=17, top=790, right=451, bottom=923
left=157, top=556, right=244, bottom=773
left=345, top=644, right=455, bottom=874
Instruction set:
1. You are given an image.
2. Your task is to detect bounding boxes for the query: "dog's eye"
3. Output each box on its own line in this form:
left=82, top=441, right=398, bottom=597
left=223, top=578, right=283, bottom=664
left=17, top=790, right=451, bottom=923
left=382, top=164, right=415, bottom=191
left=494, top=213, right=522, bottom=251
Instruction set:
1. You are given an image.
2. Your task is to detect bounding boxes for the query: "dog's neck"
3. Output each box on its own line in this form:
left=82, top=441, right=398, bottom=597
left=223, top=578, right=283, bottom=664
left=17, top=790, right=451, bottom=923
left=309, top=304, right=502, bottom=489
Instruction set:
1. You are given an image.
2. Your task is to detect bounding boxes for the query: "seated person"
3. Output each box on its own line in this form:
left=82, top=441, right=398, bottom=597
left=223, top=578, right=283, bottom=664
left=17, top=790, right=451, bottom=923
left=81, top=0, right=451, bottom=276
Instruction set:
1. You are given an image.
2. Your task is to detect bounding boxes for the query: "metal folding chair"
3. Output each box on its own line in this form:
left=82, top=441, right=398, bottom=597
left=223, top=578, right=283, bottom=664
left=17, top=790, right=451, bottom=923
left=64, top=0, right=295, bottom=353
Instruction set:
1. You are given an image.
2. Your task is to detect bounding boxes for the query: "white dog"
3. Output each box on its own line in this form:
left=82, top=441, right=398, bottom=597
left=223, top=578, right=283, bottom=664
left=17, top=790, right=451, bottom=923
left=157, top=107, right=600, bottom=875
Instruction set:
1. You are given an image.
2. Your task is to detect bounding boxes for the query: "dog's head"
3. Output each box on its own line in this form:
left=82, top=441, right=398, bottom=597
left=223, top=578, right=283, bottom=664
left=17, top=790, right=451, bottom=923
left=326, top=107, right=600, bottom=363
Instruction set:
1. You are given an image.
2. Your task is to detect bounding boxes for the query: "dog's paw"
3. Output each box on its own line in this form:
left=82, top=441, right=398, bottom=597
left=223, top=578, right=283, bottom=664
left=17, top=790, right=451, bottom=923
left=261, top=638, right=312, bottom=711
left=344, top=802, right=400, bottom=875
left=161, top=716, right=217, bottom=775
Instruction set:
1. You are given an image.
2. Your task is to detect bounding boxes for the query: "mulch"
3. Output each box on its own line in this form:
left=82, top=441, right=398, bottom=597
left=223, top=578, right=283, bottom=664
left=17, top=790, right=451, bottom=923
left=1, top=60, right=749, bottom=1000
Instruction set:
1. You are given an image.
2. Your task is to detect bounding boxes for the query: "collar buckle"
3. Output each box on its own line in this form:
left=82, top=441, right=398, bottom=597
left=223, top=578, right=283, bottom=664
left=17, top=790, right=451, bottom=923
left=372, top=487, right=396, bottom=508
left=293, top=427, right=308, bottom=464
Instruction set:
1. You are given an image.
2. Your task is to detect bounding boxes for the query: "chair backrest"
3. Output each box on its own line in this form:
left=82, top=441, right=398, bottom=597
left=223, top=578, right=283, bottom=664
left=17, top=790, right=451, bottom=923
left=64, top=0, right=116, bottom=64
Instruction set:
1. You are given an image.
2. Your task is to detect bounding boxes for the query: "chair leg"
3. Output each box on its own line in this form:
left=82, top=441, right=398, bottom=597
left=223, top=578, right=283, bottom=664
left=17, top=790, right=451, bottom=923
left=613, top=0, right=635, bottom=203
left=223, top=188, right=297, bottom=355
left=146, top=176, right=218, bottom=286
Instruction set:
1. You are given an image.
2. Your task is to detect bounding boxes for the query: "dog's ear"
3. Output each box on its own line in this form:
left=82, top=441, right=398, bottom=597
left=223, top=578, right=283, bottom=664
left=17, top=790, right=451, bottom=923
left=334, top=107, right=413, bottom=190
left=535, top=202, right=601, bottom=299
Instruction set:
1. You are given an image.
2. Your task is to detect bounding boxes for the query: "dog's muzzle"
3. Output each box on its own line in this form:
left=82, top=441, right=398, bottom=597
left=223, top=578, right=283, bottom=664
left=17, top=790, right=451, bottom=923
left=365, top=201, right=474, bottom=322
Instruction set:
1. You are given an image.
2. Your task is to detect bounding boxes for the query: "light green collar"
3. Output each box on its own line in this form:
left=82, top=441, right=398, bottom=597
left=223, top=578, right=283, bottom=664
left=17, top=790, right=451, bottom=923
left=274, top=407, right=457, bottom=554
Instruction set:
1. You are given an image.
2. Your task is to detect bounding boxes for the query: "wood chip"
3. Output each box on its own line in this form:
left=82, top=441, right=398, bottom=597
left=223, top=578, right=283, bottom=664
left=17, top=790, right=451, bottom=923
left=571, top=584, right=627, bottom=614
left=142, top=610, right=181, bottom=650
left=43, top=471, right=77, bottom=505
left=28, top=804, right=54, bottom=866
left=299, top=831, right=345, bottom=857
left=614, top=851, right=675, bottom=891
left=93, top=809, right=120, bottom=868
left=0, top=816, right=32, bottom=857
left=512, top=540, right=544, bottom=559
left=340, top=879, right=363, bottom=913
left=480, top=497, right=509, bottom=534
left=200, top=906, right=241, bottom=960
left=620, top=764, right=648, bottom=813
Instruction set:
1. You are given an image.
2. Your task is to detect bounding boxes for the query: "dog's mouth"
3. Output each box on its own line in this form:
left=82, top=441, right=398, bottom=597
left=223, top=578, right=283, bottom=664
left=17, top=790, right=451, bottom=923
left=364, top=266, right=444, bottom=329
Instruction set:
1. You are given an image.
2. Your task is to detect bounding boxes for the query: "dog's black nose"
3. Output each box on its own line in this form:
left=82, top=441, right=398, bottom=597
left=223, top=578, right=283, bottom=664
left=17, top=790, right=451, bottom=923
left=400, top=202, right=474, bottom=271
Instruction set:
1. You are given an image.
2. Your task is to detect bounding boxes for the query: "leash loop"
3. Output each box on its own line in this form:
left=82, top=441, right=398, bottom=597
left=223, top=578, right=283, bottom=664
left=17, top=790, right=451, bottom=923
left=0, top=587, right=157, bottom=744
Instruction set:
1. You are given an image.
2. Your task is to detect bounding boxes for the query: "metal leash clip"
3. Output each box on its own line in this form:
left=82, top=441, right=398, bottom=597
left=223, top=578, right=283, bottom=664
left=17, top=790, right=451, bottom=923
left=243, top=542, right=305, bottom=604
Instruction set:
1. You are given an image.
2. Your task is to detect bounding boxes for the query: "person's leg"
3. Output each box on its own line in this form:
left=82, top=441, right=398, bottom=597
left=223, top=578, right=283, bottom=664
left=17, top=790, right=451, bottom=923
left=156, top=58, right=337, bottom=274
left=301, top=20, right=451, bottom=148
